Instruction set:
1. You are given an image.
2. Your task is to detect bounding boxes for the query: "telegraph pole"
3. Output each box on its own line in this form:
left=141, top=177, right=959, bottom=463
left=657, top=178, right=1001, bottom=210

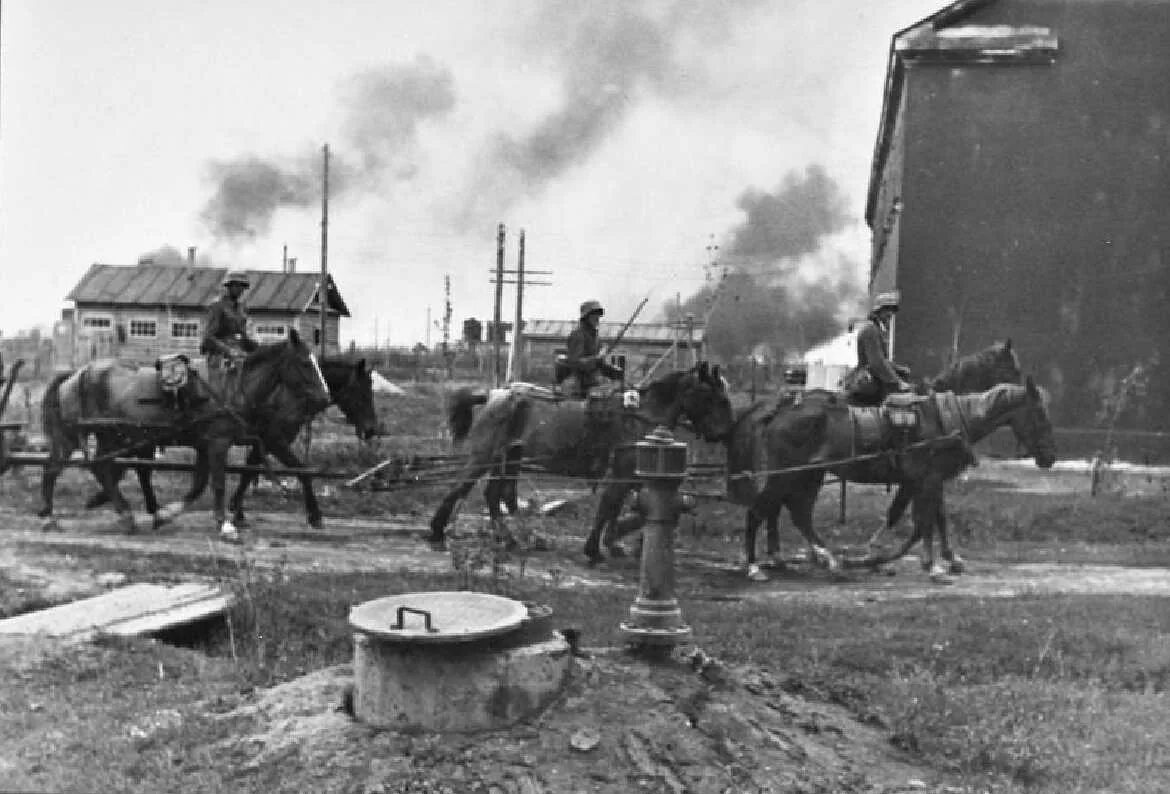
left=491, top=229, right=552, bottom=384
left=493, top=224, right=505, bottom=386
left=319, top=143, right=330, bottom=358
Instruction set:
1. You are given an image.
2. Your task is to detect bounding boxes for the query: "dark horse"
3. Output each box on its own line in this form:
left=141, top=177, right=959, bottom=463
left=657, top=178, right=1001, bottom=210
left=40, top=330, right=331, bottom=539
left=426, top=362, right=734, bottom=561
left=741, top=377, right=1055, bottom=583
left=77, top=357, right=379, bottom=531
left=726, top=340, right=1022, bottom=576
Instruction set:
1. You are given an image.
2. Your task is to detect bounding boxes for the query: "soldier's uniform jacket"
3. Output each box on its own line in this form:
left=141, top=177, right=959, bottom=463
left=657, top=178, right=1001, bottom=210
left=200, top=297, right=256, bottom=359
left=565, top=320, right=622, bottom=397
left=856, top=316, right=901, bottom=388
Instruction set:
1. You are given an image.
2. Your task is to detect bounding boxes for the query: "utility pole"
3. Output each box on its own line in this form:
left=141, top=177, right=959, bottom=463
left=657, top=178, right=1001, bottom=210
left=493, top=223, right=505, bottom=386
left=282, top=244, right=288, bottom=273
left=319, top=143, right=330, bottom=358
left=491, top=229, right=552, bottom=384
left=426, top=305, right=432, bottom=349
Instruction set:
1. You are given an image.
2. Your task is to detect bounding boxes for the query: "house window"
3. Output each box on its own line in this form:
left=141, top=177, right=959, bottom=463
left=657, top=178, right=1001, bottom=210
left=253, top=324, right=288, bottom=342
left=171, top=321, right=200, bottom=339
left=82, top=315, right=112, bottom=330
left=128, top=319, right=158, bottom=338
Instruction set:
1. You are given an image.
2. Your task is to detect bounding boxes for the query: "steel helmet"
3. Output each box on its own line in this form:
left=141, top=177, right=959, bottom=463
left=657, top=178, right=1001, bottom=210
left=579, top=300, right=604, bottom=319
left=222, top=269, right=251, bottom=287
left=871, top=290, right=900, bottom=313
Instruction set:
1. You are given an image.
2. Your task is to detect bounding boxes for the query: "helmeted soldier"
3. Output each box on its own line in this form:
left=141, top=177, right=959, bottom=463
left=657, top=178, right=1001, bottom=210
left=201, top=270, right=258, bottom=394
left=846, top=290, right=912, bottom=406
left=564, top=300, right=623, bottom=397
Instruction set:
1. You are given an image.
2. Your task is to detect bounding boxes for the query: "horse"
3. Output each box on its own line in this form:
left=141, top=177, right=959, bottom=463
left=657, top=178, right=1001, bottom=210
left=425, top=362, right=735, bottom=562
left=727, top=340, right=1022, bottom=577
left=39, top=329, right=331, bottom=540
left=741, top=377, right=1056, bottom=583
left=77, top=356, right=379, bottom=531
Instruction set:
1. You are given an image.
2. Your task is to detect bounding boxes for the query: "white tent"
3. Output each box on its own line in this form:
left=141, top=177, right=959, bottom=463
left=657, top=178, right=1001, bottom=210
left=370, top=371, right=405, bottom=395
left=803, top=329, right=856, bottom=390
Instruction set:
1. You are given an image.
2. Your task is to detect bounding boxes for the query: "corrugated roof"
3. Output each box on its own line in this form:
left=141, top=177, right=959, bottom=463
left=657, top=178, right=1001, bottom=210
left=66, top=264, right=350, bottom=316
left=524, top=319, right=704, bottom=344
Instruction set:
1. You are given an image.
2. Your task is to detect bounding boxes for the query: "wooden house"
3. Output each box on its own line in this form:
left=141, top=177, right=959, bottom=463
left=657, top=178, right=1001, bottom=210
left=62, top=263, right=350, bottom=366
left=868, top=0, right=1170, bottom=434
left=519, top=319, right=706, bottom=382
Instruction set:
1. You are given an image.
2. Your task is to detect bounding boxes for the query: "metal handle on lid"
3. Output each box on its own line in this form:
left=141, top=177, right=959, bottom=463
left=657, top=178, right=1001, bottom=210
left=391, top=606, right=439, bottom=632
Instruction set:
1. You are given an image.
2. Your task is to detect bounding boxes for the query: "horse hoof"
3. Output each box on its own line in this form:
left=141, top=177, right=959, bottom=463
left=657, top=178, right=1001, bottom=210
left=120, top=514, right=137, bottom=535
left=232, top=515, right=250, bottom=528
left=929, top=566, right=953, bottom=585
left=746, top=563, right=769, bottom=582
left=36, top=507, right=51, bottom=519
left=40, top=518, right=60, bottom=533
left=417, top=532, right=446, bottom=551
left=219, top=522, right=242, bottom=544
left=308, top=518, right=323, bottom=530
left=583, top=547, right=604, bottom=566
left=947, top=559, right=966, bottom=575
left=84, top=494, right=105, bottom=510
left=606, top=544, right=628, bottom=559
left=762, top=554, right=785, bottom=571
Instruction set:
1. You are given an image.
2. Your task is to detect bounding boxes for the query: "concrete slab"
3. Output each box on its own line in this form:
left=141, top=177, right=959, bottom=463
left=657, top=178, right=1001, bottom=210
left=0, top=582, right=233, bottom=642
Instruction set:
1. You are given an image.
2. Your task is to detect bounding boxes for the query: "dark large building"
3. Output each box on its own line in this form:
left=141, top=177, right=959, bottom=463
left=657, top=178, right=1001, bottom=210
left=868, top=0, right=1170, bottom=435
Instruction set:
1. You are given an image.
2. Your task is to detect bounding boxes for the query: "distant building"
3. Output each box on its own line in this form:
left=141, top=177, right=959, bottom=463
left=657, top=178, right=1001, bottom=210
left=61, top=263, right=350, bottom=367
left=867, top=0, right=1170, bottom=430
left=520, top=319, right=706, bottom=382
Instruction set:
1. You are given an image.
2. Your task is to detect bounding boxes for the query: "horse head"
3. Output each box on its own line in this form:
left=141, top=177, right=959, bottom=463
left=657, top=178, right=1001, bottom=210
left=244, top=328, right=331, bottom=417
left=989, top=338, right=1022, bottom=385
left=325, top=357, right=379, bottom=440
left=1004, top=375, right=1057, bottom=469
left=675, top=361, right=734, bottom=442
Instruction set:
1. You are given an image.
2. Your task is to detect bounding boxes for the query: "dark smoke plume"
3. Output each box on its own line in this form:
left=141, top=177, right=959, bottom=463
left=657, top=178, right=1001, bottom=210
left=136, top=244, right=211, bottom=267
left=460, top=0, right=758, bottom=221
left=201, top=56, right=455, bottom=241
left=667, top=165, right=861, bottom=361
left=727, top=164, right=850, bottom=261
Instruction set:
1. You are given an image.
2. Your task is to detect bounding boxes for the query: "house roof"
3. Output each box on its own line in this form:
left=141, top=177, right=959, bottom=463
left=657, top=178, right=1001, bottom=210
left=524, top=319, right=705, bottom=345
left=66, top=264, right=350, bottom=316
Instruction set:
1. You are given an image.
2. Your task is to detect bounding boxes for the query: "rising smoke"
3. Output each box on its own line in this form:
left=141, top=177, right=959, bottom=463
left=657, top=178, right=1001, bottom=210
left=201, top=56, right=455, bottom=241
left=668, top=164, right=862, bottom=361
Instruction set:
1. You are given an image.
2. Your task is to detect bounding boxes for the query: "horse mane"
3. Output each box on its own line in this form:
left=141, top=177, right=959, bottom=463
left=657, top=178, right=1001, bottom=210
left=931, top=340, right=1020, bottom=392
left=639, top=369, right=688, bottom=402
left=242, top=339, right=294, bottom=371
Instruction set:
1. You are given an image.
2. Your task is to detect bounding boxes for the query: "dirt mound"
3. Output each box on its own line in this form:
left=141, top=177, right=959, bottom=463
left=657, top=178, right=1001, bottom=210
left=212, top=647, right=946, bottom=793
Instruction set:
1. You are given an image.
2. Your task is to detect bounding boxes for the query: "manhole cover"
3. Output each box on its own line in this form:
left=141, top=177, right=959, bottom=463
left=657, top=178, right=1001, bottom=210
left=349, top=591, right=529, bottom=643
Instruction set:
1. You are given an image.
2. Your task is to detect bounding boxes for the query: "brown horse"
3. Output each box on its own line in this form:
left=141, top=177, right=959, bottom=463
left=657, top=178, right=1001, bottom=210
left=426, top=362, right=734, bottom=560
left=39, top=330, right=331, bottom=539
left=742, top=377, right=1055, bottom=583
left=726, top=340, right=1023, bottom=575
left=78, top=356, right=378, bottom=530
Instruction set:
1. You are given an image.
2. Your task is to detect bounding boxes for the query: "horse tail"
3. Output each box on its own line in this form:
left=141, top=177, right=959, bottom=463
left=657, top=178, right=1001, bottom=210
left=447, top=386, right=489, bottom=443
left=41, top=372, right=74, bottom=455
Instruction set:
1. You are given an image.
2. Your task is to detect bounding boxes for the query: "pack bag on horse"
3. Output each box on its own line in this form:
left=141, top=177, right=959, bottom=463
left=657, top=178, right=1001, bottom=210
left=726, top=339, right=1023, bottom=578
left=739, top=376, right=1055, bottom=585
left=78, top=356, right=380, bottom=531
left=39, top=328, right=331, bottom=542
left=426, top=356, right=734, bottom=560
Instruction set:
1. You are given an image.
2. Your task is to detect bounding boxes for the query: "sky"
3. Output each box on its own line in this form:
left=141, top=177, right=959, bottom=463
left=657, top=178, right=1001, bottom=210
left=0, top=0, right=947, bottom=348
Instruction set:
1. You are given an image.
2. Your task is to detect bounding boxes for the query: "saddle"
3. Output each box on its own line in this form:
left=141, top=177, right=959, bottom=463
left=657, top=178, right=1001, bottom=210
left=845, top=392, right=969, bottom=460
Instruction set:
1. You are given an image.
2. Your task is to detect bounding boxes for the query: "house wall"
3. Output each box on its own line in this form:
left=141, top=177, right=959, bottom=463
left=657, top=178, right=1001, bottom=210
left=71, top=305, right=315, bottom=365
left=874, top=0, right=1170, bottom=430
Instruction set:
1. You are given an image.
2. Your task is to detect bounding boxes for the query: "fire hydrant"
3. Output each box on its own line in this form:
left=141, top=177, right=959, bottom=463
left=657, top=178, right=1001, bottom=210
left=620, top=425, right=692, bottom=648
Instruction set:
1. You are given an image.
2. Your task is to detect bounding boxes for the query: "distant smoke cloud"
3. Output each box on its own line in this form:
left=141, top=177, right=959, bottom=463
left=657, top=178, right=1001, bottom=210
left=460, top=1, right=758, bottom=221
left=727, top=164, right=850, bottom=262
left=137, top=244, right=212, bottom=267
left=201, top=56, right=455, bottom=241
left=668, top=164, right=860, bottom=360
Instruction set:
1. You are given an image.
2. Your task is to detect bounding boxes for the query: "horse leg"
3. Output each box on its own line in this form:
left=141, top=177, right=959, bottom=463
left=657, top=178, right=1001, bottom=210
left=92, top=457, right=137, bottom=534
left=131, top=446, right=166, bottom=531
left=229, top=445, right=263, bottom=527
left=205, top=436, right=238, bottom=542
left=763, top=510, right=783, bottom=570
left=266, top=442, right=323, bottom=529
left=866, top=484, right=911, bottom=547
left=912, top=485, right=950, bottom=584
left=584, top=480, right=632, bottom=565
left=785, top=476, right=840, bottom=575
left=936, top=498, right=965, bottom=575
left=428, top=458, right=492, bottom=548
left=37, top=437, right=77, bottom=530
